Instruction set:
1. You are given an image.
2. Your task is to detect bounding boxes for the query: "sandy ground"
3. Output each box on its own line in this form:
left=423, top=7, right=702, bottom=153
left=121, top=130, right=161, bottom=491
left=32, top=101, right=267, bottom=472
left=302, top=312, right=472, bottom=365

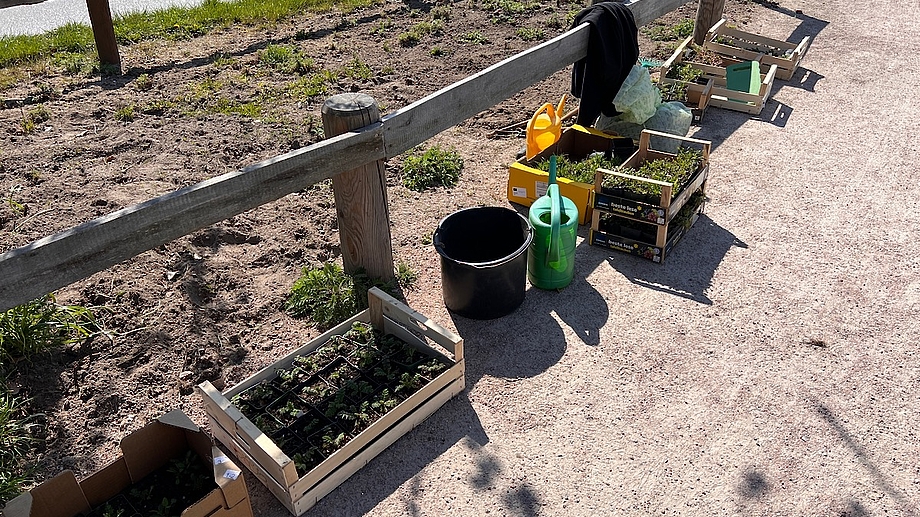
left=256, top=0, right=920, bottom=515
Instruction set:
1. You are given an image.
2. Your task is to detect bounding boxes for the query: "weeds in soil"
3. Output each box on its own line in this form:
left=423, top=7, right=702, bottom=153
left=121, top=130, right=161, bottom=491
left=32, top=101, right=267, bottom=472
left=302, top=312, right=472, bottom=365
left=286, top=262, right=416, bottom=328
left=0, top=295, right=96, bottom=503
left=19, top=105, right=51, bottom=135
left=114, top=105, right=136, bottom=122
left=259, top=44, right=315, bottom=74
left=642, top=19, right=694, bottom=41
left=397, top=20, right=443, bottom=47
left=401, top=145, right=463, bottom=191
left=461, top=31, right=490, bottom=45
left=0, top=294, right=96, bottom=365
left=515, top=27, right=545, bottom=41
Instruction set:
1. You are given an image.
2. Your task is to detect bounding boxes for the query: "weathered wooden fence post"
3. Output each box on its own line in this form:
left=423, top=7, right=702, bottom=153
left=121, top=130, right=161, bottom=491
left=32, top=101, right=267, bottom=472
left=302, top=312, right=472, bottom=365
left=86, top=0, right=121, bottom=73
left=321, top=93, right=395, bottom=281
left=692, top=0, right=725, bottom=44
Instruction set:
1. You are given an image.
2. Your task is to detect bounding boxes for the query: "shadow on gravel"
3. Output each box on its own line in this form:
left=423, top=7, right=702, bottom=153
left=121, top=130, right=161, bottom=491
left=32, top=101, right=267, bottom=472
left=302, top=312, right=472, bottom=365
left=300, top=392, right=493, bottom=516
left=813, top=401, right=919, bottom=513
left=587, top=214, right=747, bottom=305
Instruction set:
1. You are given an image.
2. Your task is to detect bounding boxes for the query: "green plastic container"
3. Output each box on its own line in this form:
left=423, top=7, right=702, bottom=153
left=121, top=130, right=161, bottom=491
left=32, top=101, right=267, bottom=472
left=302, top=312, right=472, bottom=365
left=527, top=155, right=578, bottom=290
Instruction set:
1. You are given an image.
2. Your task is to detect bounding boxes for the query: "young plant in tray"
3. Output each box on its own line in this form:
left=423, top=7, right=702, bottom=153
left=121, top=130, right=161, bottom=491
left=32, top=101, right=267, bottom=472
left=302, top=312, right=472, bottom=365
left=229, top=320, right=451, bottom=466
left=601, top=146, right=704, bottom=200
left=533, top=153, right=622, bottom=184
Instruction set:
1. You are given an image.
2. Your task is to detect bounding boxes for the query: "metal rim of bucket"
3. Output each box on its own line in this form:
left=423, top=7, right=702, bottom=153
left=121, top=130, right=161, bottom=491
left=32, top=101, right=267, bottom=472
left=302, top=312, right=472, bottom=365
left=433, top=207, right=533, bottom=270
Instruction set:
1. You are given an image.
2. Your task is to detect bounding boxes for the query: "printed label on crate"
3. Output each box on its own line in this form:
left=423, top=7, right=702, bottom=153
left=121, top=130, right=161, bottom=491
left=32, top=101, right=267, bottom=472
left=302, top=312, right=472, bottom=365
left=594, top=192, right=666, bottom=225
left=511, top=186, right=528, bottom=198
left=535, top=181, right=548, bottom=198
left=590, top=230, right=662, bottom=262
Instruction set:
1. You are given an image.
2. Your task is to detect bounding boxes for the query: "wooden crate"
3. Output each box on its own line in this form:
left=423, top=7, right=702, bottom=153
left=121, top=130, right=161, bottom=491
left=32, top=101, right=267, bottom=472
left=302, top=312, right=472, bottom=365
left=198, top=288, right=464, bottom=516
left=703, top=18, right=810, bottom=81
left=660, top=36, right=778, bottom=115
left=589, top=130, right=710, bottom=264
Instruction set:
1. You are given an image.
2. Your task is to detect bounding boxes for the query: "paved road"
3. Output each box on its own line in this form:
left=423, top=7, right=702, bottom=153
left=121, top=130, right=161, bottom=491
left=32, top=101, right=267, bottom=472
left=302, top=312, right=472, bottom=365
left=0, top=0, right=199, bottom=37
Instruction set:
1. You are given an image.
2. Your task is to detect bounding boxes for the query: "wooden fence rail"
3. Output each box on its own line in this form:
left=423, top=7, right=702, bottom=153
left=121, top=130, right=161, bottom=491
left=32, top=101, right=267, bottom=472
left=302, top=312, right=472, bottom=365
left=0, top=0, right=690, bottom=312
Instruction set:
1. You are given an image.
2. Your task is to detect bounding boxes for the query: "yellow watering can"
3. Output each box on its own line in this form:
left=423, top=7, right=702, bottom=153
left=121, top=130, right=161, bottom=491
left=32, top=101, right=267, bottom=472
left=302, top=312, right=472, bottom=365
left=525, top=94, right=566, bottom=160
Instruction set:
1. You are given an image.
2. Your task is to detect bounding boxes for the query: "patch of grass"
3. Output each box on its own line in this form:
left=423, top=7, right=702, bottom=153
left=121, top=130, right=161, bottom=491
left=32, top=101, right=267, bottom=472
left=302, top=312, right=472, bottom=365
left=480, top=0, right=538, bottom=23
left=394, top=261, right=418, bottom=290
left=52, top=51, right=96, bottom=76
left=371, top=19, right=392, bottom=36
left=19, top=105, right=51, bottom=134
left=0, top=294, right=96, bottom=365
left=431, top=6, right=452, bottom=20
left=343, top=57, right=372, bottom=80
left=461, top=31, right=490, bottom=45
left=288, top=69, right=338, bottom=99
left=397, top=20, right=443, bottom=47
left=642, top=18, right=694, bottom=41
left=515, top=27, right=545, bottom=41
left=141, top=99, right=175, bottom=115
left=114, top=104, right=136, bottom=122
left=0, top=391, right=40, bottom=503
left=133, top=73, right=154, bottom=90
left=259, top=44, right=314, bottom=74
left=402, top=145, right=463, bottom=191
left=210, top=98, right=262, bottom=118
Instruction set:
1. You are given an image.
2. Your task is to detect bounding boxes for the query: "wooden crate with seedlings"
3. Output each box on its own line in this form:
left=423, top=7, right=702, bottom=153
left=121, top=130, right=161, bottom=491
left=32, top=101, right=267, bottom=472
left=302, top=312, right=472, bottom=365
left=703, top=18, right=810, bottom=81
left=589, top=130, right=710, bottom=264
left=660, top=36, right=778, bottom=115
left=198, top=287, right=464, bottom=516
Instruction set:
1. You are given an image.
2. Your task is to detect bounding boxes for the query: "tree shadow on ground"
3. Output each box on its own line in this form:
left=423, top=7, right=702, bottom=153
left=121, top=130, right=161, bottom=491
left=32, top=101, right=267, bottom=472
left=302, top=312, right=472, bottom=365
left=584, top=214, right=746, bottom=305
left=812, top=401, right=919, bottom=513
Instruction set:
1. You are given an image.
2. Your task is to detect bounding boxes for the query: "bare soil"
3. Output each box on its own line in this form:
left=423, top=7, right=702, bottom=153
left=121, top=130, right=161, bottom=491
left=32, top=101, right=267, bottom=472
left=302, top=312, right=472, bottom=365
left=1, top=0, right=877, bottom=514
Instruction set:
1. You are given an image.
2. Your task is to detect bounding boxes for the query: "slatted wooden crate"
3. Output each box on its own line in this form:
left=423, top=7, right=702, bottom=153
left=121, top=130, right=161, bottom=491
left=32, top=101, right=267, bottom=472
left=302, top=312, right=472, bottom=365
left=660, top=36, right=778, bottom=115
left=703, top=18, right=810, bottom=81
left=589, top=130, right=710, bottom=264
left=198, top=288, right=464, bottom=516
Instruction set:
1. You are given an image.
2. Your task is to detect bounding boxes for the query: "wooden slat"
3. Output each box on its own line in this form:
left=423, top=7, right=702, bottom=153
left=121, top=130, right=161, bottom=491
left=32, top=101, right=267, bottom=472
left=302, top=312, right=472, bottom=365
left=0, top=129, right=383, bottom=312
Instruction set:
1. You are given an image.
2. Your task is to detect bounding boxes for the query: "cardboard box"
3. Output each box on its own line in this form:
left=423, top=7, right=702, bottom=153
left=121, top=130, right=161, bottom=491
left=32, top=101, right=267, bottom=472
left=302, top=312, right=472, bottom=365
left=198, top=287, right=464, bottom=516
left=507, top=124, right=634, bottom=225
left=703, top=18, right=810, bottom=81
left=3, top=410, right=253, bottom=517
left=660, top=36, right=778, bottom=115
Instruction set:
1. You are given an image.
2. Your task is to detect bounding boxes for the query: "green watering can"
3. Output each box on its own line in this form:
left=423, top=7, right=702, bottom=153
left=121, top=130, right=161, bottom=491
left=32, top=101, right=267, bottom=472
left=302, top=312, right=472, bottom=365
left=527, top=155, right=578, bottom=290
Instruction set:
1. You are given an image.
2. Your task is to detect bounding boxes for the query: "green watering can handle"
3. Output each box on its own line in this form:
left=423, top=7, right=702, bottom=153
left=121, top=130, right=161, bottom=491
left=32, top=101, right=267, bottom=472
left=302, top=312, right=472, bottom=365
left=547, top=156, right=561, bottom=267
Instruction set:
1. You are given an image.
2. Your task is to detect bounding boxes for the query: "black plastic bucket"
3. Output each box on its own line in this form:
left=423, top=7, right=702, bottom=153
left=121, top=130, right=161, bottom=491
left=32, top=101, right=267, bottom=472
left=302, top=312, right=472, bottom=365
left=433, top=206, right=533, bottom=319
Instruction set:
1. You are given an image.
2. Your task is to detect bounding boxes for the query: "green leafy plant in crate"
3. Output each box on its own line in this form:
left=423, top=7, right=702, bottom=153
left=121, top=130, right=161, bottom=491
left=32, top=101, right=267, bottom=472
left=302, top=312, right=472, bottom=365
left=601, top=147, right=703, bottom=200
left=532, top=153, right=622, bottom=184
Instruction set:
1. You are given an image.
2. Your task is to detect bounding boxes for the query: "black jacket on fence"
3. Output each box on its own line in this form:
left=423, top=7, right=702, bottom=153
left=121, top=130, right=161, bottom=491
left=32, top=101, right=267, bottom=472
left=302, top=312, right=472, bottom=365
left=570, top=2, right=640, bottom=127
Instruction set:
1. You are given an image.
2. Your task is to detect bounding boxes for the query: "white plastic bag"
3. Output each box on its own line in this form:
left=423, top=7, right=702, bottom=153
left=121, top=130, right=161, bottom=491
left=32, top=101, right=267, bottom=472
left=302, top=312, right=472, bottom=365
left=611, top=65, right=662, bottom=125
left=643, top=101, right=692, bottom=153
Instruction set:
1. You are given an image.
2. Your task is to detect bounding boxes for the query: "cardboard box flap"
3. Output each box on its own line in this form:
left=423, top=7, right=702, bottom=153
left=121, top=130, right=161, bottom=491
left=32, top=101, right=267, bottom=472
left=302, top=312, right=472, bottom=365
left=79, top=457, right=131, bottom=508
left=210, top=446, right=249, bottom=508
left=120, top=411, right=193, bottom=482
left=158, top=408, right=200, bottom=432
left=2, top=470, right=90, bottom=517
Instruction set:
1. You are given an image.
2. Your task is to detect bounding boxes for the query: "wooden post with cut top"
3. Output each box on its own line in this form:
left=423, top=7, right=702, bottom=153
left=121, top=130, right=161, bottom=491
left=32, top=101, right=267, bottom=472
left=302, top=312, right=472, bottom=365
left=86, top=0, right=121, bottom=73
left=692, top=0, right=725, bottom=45
left=321, top=93, right=395, bottom=281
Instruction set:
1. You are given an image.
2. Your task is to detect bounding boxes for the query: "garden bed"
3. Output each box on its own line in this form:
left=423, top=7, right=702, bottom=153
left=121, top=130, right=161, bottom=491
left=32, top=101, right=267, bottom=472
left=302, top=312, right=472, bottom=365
left=702, top=18, right=810, bottom=81
left=198, top=288, right=464, bottom=516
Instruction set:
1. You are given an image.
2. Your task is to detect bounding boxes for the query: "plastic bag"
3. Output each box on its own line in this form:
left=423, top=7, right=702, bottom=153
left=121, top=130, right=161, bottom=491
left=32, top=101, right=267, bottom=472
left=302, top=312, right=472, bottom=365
left=643, top=101, right=692, bottom=153
left=593, top=116, right=644, bottom=141
left=611, top=65, right=662, bottom=125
